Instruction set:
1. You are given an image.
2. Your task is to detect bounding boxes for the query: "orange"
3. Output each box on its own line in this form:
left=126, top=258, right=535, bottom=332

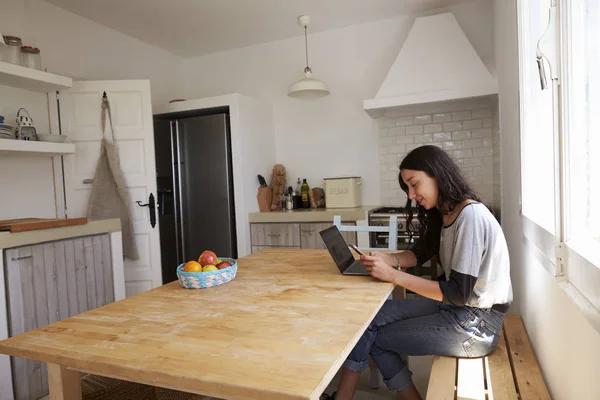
left=183, top=260, right=202, bottom=272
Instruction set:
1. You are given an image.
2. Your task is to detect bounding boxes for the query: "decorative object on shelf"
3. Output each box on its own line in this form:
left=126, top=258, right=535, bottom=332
left=0, top=122, right=15, bottom=140
left=87, top=92, right=139, bottom=260
left=287, top=15, right=330, bottom=99
left=15, top=108, right=37, bottom=141
left=309, top=187, right=326, bottom=208
left=269, top=164, right=287, bottom=211
left=20, top=45, right=42, bottom=70
left=0, top=35, right=22, bottom=65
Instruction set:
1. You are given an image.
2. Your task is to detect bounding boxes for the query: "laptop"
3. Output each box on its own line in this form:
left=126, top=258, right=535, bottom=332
left=319, top=225, right=370, bottom=275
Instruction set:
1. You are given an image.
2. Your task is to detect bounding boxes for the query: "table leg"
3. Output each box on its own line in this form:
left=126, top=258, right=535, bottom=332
left=48, top=364, right=82, bottom=400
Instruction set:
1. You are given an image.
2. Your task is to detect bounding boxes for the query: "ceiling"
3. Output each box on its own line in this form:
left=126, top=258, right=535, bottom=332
left=44, top=0, right=475, bottom=57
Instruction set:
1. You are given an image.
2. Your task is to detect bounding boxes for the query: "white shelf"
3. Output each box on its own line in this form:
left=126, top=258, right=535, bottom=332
left=0, top=61, right=72, bottom=93
left=0, top=139, right=75, bottom=157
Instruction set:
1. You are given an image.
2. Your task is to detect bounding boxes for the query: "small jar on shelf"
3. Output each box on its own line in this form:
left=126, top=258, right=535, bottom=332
left=20, top=46, right=42, bottom=70
left=0, top=36, right=23, bottom=65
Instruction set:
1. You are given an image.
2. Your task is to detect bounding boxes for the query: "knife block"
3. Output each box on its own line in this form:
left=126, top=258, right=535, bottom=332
left=257, top=187, right=273, bottom=212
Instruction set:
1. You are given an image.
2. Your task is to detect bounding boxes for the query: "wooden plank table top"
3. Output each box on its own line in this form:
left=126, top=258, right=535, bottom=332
left=0, top=249, right=393, bottom=400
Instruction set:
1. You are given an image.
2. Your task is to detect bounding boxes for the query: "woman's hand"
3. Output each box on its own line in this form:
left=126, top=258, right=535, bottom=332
left=360, top=252, right=399, bottom=283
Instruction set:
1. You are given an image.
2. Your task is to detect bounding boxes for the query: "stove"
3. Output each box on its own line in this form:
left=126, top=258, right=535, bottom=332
left=368, top=206, right=421, bottom=249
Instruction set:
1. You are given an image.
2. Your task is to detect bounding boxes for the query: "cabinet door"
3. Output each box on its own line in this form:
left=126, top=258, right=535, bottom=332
left=250, top=224, right=301, bottom=247
left=299, top=223, right=357, bottom=249
left=5, top=246, right=47, bottom=400
left=300, top=223, right=329, bottom=249
left=4, top=234, right=114, bottom=400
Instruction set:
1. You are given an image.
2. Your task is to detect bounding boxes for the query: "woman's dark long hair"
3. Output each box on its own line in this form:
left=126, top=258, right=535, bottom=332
left=398, top=145, right=482, bottom=260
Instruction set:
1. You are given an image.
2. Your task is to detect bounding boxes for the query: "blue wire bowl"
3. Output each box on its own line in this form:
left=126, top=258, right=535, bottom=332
left=176, top=257, right=237, bottom=289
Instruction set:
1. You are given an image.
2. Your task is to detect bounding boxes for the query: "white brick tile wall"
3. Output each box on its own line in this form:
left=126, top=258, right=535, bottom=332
left=414, top=134, right=433, bottom=143
left=473, top=147, right=493, bottom=157
left=463, top=119, right=483, bottom=130
left=454, top=149, right=473, bottom=158
left=452, top=130, right=472, bottom=140
left=388, top=144, right=406, bottom=153
left=424, top=124, right=443, bottom=134
left=396, top=116, right=413, bottom=126
left=433, top=132, right=452, bottom=142
left=443, top=141, right=463, bottom=150
left=443, top=121, right=463, bottom=131
left=397, top=136, right=415, bottom=144
left=389, top=126, right=406, bottom=136
left=463, top=138, right=483, bottom=149
left=463, top=157, right=482, bottom=167
left=414, top=115, right=432, bottom=124
left=406, top=125, right=424, bottom=135
left=472, top=108, right=492, bottom=119
left=452, top=111, right=471, bottom=121
left=377, top=101, right=501, bottom=209
left=379, top=119, right=395, bottom=128
left=472, top=128, right=492, bottom=138
left=433, top=113, right=452, bottom=123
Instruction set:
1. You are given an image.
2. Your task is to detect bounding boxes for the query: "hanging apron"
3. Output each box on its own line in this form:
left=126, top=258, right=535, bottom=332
left=87, top=95, right=139, bottom=260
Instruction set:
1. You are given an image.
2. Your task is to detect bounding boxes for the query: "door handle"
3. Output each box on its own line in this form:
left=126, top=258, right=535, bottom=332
left=136, top=193, right=156, bottom=228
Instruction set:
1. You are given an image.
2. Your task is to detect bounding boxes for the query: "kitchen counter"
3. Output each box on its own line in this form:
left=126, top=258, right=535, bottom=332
left=0, top=218, right=121, bottom=249
left=248, top=206, right=376, bottom=223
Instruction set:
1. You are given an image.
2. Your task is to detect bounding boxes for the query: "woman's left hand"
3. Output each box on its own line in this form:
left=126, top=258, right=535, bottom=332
left=360, top=253, right=398, bottom=283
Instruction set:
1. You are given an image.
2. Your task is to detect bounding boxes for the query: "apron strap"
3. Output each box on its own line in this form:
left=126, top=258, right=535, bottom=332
left=101, top=94, right=117, bottom=143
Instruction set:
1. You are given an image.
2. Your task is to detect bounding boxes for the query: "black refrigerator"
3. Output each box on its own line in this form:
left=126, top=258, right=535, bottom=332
left=153, top=113, right=237, bottom=284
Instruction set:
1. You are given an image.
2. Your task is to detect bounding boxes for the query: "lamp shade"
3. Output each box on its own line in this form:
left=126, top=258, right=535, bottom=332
left=287, top=69, right=330, bottom=98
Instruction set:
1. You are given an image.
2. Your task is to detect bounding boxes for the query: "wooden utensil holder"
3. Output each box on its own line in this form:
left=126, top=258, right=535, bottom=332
left=257, top=187, right=273, bottom=212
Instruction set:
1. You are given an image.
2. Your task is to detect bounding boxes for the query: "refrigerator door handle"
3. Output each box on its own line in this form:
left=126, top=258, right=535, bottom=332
left=170, top=121, right=181, bottom=266
left=175, top=120, right=186, bottom=261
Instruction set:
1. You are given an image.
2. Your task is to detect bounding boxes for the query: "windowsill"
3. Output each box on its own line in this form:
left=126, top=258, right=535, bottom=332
left=566, top=237, right=600, bottom=270
left=557, top=279, right=600, bottom=336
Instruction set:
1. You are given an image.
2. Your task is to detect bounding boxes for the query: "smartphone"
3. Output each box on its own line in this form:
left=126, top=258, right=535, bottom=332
left=348, top=244, right=366, bottom=256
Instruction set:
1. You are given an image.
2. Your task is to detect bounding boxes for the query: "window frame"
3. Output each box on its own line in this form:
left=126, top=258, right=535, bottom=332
left=517, top=0, right=600, bottom=332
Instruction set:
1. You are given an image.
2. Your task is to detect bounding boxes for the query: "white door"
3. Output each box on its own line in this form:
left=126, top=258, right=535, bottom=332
left=56, top=80, right=162, bottom=296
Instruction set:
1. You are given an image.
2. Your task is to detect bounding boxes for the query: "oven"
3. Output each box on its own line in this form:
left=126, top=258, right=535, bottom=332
left=368, top=207, right=420, bottom=250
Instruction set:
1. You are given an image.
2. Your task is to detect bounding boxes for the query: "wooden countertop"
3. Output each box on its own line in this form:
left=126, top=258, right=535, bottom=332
left=0, top=249, right=393, bottom=400
left=0, top=218, right=121, bottom=249
left=248, top=206, right=377, bottom=223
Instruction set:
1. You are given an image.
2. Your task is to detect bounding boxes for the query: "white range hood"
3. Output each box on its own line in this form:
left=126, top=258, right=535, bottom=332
left=364, top=12, right=498, bottom=115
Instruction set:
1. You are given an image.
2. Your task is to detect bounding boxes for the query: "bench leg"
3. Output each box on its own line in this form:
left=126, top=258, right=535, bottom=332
left=48, top=364, right=82, bottom=400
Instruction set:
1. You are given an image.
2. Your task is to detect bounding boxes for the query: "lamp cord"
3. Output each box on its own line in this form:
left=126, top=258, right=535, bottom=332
left=304, top=26, right=309, bottom=72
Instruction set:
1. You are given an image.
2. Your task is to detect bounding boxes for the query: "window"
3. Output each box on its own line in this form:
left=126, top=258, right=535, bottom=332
left=564, top=0, right=600, bottom=266
left=518, top=0, right=600, bottom=321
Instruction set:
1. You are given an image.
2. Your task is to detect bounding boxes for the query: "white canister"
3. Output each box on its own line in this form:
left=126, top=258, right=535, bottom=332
left=324, top=176, right=363, bottom=208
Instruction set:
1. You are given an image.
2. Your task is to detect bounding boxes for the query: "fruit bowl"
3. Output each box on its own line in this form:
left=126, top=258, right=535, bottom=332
left=176, top=257, right=237, bottom=289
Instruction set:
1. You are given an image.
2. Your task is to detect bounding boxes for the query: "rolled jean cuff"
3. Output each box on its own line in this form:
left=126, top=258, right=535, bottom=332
left=342, top=358, right=370, bottom=372
left=384, top=366, right=413, bottom=392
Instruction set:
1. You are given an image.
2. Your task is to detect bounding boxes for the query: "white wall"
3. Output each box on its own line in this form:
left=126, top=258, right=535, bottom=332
left=0, top=0, right=183, bottom=105
left=0, top=0, right=183, bottom=219
left=181, top=1, right=494, bottom=206
left=494, top=1, right=600, bottom=399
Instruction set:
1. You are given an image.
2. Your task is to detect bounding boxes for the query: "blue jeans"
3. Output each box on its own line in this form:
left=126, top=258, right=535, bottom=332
left=344, top=298, right=505, bottom=392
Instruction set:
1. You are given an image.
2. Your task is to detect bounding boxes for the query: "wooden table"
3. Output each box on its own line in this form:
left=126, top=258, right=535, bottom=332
left=0, top=249, right=394, bottom=400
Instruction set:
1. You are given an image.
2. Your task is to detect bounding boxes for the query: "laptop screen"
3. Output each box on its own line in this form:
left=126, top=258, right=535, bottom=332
left=319, top=226, right=355, bottom=272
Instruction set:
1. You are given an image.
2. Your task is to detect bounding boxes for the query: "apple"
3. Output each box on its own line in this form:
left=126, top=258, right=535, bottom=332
left=199, top=250, right=218, bottom=267
left=216, top=261, right=232, bottom=270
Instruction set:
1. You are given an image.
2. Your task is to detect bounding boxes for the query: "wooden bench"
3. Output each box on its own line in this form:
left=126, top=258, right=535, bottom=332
left=426, top=314, right=551, bottom=399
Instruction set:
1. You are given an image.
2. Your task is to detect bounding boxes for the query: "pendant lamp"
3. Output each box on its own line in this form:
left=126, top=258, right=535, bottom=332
left=288, top=15, right=330, bottom=98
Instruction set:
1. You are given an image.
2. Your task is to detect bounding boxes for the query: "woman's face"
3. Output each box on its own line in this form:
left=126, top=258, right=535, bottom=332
left=400, top=169, right=439, bottom=210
